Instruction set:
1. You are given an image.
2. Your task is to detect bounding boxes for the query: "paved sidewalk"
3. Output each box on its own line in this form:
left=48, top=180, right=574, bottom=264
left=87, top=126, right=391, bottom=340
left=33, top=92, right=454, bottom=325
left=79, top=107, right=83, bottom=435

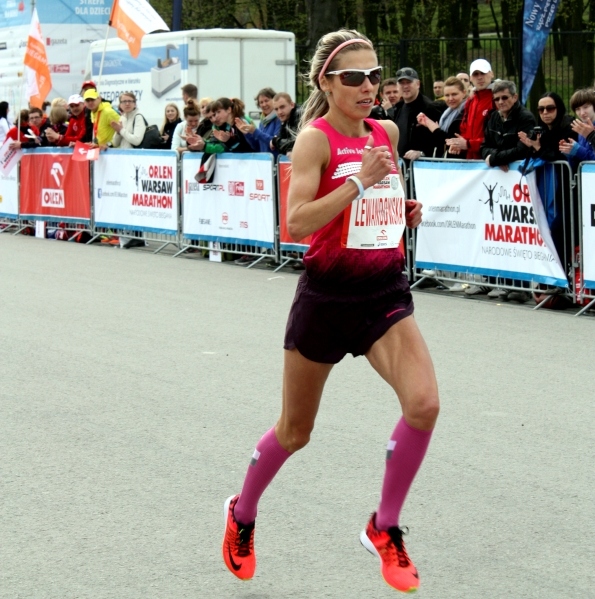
left=1, top=235, right=593, bottom=599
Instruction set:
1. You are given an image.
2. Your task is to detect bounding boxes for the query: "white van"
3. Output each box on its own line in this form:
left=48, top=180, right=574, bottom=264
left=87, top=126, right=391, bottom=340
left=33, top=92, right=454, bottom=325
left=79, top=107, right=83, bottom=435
left=85, top=28, right=296, bottom=125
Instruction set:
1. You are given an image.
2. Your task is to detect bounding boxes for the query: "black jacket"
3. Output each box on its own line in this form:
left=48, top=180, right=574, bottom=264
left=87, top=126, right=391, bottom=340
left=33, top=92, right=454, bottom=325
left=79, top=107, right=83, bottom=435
left=429, top=110, right=465, bottom=159
left=481, top=101, right=536, bottom=166
left=161, top=117, right=181, bottom=149
left=537, top=114, right=578, bottom=162
left=271, top=105, right=301, bottom=155
left=391, top=94, right=442, bottom=159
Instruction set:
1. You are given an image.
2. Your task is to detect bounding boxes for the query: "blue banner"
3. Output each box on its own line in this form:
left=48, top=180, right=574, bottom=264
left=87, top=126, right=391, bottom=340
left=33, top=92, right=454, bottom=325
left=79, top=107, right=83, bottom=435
left=522, top=0, right=561, bottom=103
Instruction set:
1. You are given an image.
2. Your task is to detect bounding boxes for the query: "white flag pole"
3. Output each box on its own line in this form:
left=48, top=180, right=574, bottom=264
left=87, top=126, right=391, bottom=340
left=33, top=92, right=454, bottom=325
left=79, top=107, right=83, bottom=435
left=96, top=20, right=112, bottom=93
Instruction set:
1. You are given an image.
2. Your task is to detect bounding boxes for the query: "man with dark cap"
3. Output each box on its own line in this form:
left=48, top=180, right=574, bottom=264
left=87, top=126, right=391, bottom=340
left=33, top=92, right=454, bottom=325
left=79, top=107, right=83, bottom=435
left=391, top=67, right=441, bottom=163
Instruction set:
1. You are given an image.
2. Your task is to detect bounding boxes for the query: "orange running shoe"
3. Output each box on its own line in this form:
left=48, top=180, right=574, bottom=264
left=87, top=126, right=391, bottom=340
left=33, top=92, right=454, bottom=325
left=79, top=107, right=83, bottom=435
left=360, top=513, right=420, bottom=593
left=222, top=495, right=256, bottom=580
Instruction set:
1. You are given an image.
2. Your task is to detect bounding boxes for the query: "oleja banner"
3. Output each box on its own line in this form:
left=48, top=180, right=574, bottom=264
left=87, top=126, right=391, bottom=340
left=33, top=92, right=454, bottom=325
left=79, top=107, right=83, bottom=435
left=181, top=153, right=275, bottom=248
left=19, top=149, right=91, bottom=221
left=579, top=163, right=595, bottom=289
left=413, top=159, right=567, bottom=287
left=93, top=149, right=178, bottom=234
left=278, top=157, right=311, bottom=252
left=0, top=169, right=19, bottom=218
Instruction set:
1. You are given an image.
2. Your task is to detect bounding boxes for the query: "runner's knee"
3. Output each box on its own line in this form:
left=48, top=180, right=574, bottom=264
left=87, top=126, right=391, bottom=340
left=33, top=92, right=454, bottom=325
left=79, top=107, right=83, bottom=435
left=276, top=420, right=314, bottom=453
left=403, top=391, right=440, bottom=429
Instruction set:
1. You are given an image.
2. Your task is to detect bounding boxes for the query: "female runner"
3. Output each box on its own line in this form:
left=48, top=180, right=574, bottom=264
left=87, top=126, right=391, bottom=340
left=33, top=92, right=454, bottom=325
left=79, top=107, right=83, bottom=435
left=223, top=29, right=439, bottom=594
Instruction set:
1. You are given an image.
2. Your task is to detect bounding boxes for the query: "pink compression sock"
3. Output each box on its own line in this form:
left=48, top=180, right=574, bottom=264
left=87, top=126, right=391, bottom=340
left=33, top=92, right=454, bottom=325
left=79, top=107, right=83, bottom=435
left=233, top=427, right=292, bottom=524
left=375, top=417, right=433, bottom=531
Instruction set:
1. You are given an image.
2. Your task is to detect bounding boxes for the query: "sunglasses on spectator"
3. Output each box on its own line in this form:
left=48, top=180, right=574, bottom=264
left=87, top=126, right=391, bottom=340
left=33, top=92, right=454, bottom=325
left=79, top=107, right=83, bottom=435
left=537, top=105, right=556, bottom=113
left=493, top=95, right=512, bottom=102
left=325, top=67, right=383, bottom=86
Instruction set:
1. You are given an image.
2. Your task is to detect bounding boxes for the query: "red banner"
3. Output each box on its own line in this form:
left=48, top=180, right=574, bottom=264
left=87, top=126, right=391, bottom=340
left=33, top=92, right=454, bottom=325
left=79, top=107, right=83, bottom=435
left=20, top=152, right=91, bottom=221
left=278, top=161, right=312, bottom=248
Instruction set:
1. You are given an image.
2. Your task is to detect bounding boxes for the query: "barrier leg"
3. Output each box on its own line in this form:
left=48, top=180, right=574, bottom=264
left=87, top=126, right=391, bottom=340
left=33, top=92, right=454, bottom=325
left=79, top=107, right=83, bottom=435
left=245, top=255, right=268, bottom=269
left=575, top=297, right=595, bottom=317
left=410, top=275, right=430, bottom=289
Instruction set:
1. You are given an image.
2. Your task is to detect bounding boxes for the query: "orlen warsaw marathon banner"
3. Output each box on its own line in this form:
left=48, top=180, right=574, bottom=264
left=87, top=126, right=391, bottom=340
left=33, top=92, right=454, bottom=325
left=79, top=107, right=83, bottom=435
left=93, top=149, right=178, bottom=234
left=181, top=153, right=275, bottom=248
left=580, top=164, right=595, bottom=290
left=413, top=160, right=567, bottom=287
left=0, top=0, right=114, bottom=106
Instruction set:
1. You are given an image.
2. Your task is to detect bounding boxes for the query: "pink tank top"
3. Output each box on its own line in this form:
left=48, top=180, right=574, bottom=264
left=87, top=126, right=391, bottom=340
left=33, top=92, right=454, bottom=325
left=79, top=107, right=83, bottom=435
left=303, top=117, right=406, bottom=289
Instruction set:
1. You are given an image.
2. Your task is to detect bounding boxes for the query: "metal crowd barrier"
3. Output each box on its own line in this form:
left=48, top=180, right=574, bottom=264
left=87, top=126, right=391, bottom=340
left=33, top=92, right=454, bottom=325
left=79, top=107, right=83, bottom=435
left=575, top=162, right=595, bottom=316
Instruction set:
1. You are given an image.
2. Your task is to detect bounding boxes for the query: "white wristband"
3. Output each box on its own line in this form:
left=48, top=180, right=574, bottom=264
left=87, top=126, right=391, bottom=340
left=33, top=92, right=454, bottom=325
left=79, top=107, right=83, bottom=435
left=346, top=175, right=365, bottom=201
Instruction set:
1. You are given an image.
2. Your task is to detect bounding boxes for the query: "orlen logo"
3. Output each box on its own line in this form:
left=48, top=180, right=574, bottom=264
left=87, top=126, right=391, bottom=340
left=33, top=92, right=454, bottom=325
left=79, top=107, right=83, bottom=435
left=239, top=221, right=248, bottom=229
left=51, top=162, right=64, bottom=187
left=228, top=181, right=244, bottom=196
left=377, top=229, right=388, bottom=241
left=255, top=179, right=264, bottom=190
left=41, top=189, right=65, bottom=208
left=222, top=212, right=229, bottom=224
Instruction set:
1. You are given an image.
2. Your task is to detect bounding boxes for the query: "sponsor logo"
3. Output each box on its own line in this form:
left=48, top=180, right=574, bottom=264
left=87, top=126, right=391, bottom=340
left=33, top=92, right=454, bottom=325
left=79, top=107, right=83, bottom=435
left=97, top=188, right=102, bottom=198
left=46, top=38, right=67, bottom=46
left=199, top=218, right=211, bottom=225
left=41, top=189, right=65, bottom=208
left=0, top=42, right=7, bottom=51
left=255, top=179, right=264, bottom=190
left=591, top=204, right=595, bottom=227
left=228, top=181, right=244, bottom=196
left=249, top=193, right=270, bottom=201
left=185, top=180, right=201, bottom=193
left=239, top=221, right=248, bottom=228
left=79, top=39, right=98, bottom=44
left=377, top=229, right=388, bottom=241
left=50, top=162, right=64, bottom=187
left=390, top=176, right=399, bottom=190
left=222, top=212, right=229, bottom=224
left=49, top=64, right=70, bottom=73
left=202, top=183, right=224, bottom=191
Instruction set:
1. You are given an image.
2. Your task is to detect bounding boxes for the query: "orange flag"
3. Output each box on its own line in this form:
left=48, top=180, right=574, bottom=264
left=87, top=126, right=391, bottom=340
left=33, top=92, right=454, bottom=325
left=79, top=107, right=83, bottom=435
left=23, top=8, right=52, bottom=109
left=109, top=0, right=169, bottom=59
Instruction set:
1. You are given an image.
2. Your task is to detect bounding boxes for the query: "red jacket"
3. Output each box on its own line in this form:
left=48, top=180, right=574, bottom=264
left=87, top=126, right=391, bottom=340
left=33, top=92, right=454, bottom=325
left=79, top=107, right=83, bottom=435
left=458, top=88, right=494, bottom=159
left=58, top=110, right=87, bottom=146
left=6, top=124, right=40, bottom=148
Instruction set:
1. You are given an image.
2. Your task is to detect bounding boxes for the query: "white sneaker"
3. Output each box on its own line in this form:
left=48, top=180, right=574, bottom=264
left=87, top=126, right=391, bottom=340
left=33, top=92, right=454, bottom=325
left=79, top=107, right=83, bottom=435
left=448, top=283, right=467, bottom=292
left=464, top=285, right=490, bottom=295
left=487, top=288, right=508, bottom=298
left=421, top=269, right=436, bottom=277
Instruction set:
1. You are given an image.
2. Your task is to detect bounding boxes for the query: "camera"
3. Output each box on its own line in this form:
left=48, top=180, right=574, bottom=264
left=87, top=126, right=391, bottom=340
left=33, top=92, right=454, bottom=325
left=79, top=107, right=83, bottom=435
left=529, top=126, right=543, bottom=140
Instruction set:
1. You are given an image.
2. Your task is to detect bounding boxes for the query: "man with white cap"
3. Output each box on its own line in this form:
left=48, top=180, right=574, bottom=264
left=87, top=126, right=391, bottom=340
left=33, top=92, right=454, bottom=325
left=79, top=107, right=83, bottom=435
left=446, top=58, right=495, bottom=159
left=45, top=94, right=90, bottom=146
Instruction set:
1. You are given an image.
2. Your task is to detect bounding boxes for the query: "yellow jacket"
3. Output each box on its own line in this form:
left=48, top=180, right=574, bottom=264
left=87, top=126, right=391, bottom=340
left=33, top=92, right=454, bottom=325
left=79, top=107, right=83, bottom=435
left=91, top=101, right=120, bottom=145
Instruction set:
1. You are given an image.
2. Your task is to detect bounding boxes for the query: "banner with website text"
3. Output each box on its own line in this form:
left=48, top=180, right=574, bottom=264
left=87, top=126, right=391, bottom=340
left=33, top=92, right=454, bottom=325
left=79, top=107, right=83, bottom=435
left=413, top=160, right=567, bottom=286
left=0, top=169, right=19, bottom=218
left=19, top=149, right=91, bottom=221
left=181, top=153, right=275, bottom=248
left=93, top=149, right=178, bottom=234
left=579, top=163, right=595, bottom=289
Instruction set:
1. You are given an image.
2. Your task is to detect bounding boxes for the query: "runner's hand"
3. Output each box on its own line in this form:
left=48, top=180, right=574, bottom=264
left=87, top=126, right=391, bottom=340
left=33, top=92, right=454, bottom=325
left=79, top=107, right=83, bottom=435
left=405, top=199, right=422, bottom=228
left=356, top=135, right=392, bottom=188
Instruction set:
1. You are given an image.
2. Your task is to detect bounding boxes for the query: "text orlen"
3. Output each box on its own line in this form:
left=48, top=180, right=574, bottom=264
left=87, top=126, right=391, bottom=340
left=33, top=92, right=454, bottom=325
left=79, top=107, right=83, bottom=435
left=353, top=197, right=404, bottom=227
left=41, top=189, right=65, bottom=208
left=133, top=165, right=174, bottom=209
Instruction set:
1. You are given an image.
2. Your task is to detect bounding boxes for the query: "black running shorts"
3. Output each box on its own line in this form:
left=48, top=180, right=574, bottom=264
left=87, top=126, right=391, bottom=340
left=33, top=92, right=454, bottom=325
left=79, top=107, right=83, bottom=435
left=284, top=273, right=414, bottom=364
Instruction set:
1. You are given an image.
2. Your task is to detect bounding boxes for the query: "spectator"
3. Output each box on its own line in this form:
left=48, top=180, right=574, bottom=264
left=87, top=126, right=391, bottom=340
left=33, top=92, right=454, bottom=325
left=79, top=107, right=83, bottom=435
left=370, top=78, right=401, bottom=120
left=51, top=97, right=68, bottom=110
left=41, top=100, right=51, bottom=116
left=271, top=92, right=301, bottom=156
left=433, top=79, right=445, bottom=100
left=481, top=80, right=536, bottom=302
left=416, top=76, right=467, bottom=158
left=80, top=80, right=97, bottom=95
left=456, top=72, right=471, bottom=91
left=392, top=67, right=441, bottom=162
left=239, top=87, right=281, bottom=154
left=28, top=107, right=45, bottom=133
left=83, top=88, right=119, bottom=148
left=0, top=101, right=9, bottom=143
left=199, top=97, right=212, bottom=120
left=46, top=95, right=88, bottom=147
left=447, top=59, right=495, bottom=158
left=197, top=101, right=214, bottom=138
left=40, top=105, right=68, bottom=146
left=181, top=83, right=198, bottom=104
left=110, top=92, right=146, bottom=149
left=559, top=88, right=595, bottom=163
left=171, top=99, right=201, bottom=154
left=79, top=81, right=97, bottom=142
left=7, top=109, right=41, bottom=149
left=160, top=103, right=181, bottom=149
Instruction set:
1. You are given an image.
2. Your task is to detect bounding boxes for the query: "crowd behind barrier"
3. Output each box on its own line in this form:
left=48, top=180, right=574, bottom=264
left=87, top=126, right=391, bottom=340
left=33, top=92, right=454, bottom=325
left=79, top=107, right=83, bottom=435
left=0, top=149, right=594, bottom=316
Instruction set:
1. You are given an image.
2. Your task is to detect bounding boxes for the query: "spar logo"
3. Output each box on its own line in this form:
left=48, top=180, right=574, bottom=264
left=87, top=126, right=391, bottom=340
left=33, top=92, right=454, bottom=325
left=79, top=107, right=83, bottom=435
left=41, top=162, right=65, bottom=208
left=228, top=181, right=244, bottom=196
left=255, top=179, right=264, bottom=190
left=482, top=180, right=544, bottom=246
left=222, top=212, right=229, bottom=224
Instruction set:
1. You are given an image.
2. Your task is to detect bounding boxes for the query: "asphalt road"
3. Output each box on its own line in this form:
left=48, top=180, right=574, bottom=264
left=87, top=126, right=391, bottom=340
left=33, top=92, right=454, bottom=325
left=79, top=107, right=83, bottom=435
left=1, top=234, right=594, bottom=599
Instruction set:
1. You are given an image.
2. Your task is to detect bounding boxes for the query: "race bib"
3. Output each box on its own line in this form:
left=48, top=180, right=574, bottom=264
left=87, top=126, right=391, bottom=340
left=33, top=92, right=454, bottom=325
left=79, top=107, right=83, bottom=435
left=341, top=174, right=406, bottom=249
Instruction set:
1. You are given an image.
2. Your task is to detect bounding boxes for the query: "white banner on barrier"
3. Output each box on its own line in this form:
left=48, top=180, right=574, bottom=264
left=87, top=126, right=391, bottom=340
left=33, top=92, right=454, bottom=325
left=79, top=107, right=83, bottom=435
left=93, top=149, right=178, bottom=234
left=0, top=168, right=19, bottom=218
left=414, top=160, right=567, bottom=286
left=181, top=153, right=275, bottom=248
left=580, top=164, right=595, bottom=289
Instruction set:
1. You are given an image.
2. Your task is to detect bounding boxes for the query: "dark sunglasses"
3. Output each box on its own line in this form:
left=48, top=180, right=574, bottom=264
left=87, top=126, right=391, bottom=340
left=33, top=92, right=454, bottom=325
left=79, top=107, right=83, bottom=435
left=537, top=105, right=556, bottom=113
left=325, top=67, right=383, bottom=87
left=493, top=95, right=511, bottom=103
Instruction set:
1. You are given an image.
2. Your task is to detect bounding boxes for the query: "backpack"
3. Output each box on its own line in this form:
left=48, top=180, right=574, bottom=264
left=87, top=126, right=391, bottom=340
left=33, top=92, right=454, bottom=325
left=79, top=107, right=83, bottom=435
left=134, top=114, right=164, bottom=149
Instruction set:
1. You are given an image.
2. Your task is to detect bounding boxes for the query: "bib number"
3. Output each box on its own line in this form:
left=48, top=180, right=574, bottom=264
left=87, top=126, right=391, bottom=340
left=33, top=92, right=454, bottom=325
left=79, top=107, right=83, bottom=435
left=341, top=174, right=406, bottom=249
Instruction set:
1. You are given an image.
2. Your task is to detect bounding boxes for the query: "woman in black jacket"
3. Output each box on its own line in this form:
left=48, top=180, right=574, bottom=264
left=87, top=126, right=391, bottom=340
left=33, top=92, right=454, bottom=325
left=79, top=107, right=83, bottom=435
left=160, top=103, right=181, bottom=149
left=415, top=77, right=467, bottom=158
